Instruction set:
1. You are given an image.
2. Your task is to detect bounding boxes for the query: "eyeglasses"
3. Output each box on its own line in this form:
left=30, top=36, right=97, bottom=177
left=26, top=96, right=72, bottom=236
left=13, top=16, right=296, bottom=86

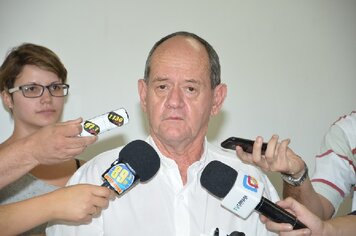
left=8, top=83, right=70, bottom=98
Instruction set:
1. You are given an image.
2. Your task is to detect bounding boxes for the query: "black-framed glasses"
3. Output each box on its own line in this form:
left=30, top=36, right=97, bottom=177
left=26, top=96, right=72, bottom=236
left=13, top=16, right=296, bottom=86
left=8, top=83, right=70, bottom=98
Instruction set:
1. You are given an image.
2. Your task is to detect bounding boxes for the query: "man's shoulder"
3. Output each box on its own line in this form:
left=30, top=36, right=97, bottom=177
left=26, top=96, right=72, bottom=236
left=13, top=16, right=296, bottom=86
left=325, top=111, right=356, bottom=148
left=86, top=146, right=122, bottom=163
left=73, top=146, right=124, bottom=181
left=331, top=111, right=356, bottom=130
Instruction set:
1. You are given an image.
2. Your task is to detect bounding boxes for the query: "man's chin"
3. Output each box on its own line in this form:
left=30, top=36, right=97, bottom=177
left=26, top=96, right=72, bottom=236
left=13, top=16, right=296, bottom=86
left=160, top=132, right=190, bottom=144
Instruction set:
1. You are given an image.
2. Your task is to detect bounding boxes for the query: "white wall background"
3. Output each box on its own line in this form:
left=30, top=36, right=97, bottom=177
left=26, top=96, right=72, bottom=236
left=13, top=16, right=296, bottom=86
left=1, top=1, right=355, bottom=215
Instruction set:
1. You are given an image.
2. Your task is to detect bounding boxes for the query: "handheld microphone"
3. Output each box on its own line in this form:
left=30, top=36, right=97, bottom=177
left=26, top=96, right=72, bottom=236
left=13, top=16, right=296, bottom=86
left=101, top=140, right=160, bottom=195
left=200, top=160, right=306, bottom=230
left=80, top=108, right=129, bottom=136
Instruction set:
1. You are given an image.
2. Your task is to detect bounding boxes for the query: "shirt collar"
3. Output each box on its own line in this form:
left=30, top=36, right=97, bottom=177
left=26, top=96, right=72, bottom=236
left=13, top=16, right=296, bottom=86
left=145, top=136, right=209, bottom=171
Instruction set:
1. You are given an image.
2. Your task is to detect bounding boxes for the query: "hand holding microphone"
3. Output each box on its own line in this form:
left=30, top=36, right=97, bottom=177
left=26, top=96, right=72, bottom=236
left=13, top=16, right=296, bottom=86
left=200, top=160, right=306, bottom=230
left=29, top=108, right=129, bottom=165
left=27, top=118, right=97, bottom=165
left=45, top=141, right=159, bottom=228
left=49, top=184, right=115, bottom=223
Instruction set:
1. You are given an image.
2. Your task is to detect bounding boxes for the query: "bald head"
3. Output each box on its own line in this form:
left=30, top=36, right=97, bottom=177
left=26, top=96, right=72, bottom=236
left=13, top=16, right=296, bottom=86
left=144, top=31, right=221, bottom=89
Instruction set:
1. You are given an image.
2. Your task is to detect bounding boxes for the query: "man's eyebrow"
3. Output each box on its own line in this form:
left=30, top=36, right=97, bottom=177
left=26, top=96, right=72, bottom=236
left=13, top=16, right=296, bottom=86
left=151, top=77, right=169, bottom=83
left=185, top=79, right=201, bottom=85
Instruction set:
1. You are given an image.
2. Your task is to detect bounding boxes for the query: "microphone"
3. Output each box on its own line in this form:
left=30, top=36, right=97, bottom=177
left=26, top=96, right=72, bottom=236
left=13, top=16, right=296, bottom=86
left=80, top=108, right=129, bottom=136
left=101, top=140, right=160, bottom=195
left=200, top=160, right=306, bottom=230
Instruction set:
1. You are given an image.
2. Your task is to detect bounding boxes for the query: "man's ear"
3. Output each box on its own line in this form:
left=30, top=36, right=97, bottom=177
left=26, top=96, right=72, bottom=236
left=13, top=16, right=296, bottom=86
left=138, top=79, right=148, bottom=113
left=211, top=83, right=227, bottom=116
left=1, top=90, right=13, bottom=111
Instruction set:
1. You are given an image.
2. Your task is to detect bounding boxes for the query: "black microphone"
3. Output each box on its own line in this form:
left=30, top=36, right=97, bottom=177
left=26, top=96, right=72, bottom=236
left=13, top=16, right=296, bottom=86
left=101, top=140, right=160, bottom=195
left=201, top=160, right=306, bottom=230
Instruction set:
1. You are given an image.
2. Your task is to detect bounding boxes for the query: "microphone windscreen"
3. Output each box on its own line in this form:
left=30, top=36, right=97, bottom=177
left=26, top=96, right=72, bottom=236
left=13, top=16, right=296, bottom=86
left=200, top=160, right=238, bottom=198
left=119, top=140, right=160, bottom=182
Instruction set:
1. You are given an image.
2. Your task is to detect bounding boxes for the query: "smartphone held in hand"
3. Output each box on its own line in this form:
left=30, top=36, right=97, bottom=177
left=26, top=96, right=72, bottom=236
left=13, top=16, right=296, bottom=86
left=221, top=137, right=267, bottom=155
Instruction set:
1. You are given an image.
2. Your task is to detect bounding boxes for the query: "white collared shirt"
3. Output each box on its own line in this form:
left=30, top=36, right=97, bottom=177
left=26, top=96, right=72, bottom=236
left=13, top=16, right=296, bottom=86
left=47, top=137, right=278, bottom=236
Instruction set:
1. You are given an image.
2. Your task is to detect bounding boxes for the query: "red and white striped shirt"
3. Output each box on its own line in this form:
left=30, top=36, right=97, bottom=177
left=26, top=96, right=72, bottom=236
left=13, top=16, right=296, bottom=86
left=311, top=111, right=356, bottom=213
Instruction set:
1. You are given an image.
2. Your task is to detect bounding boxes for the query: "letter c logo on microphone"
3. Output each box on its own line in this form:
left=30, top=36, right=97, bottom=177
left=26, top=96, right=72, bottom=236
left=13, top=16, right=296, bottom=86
left=242, top=175, right=259, bottom=193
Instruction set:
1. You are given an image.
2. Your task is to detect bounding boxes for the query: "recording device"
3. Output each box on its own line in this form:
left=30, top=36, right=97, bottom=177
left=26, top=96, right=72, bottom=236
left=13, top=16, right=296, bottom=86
left=80, top=108, right=129, bottom=136
left=213, top=227, right=245, bottom=236
left=201, top=160, right=306, bottom=230
left=221, top=137, right=267, bottom=155
left=101, top=140, right=160, bottom=195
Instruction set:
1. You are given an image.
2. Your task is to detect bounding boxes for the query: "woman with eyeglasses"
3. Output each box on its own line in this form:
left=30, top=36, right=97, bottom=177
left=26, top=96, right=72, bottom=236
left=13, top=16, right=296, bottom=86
left=0, top=43, right=114, bottom=235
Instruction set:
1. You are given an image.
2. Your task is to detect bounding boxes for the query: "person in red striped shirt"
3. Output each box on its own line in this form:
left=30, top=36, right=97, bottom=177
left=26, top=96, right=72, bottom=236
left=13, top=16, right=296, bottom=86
left=237, top=111, right=356, bottom=234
